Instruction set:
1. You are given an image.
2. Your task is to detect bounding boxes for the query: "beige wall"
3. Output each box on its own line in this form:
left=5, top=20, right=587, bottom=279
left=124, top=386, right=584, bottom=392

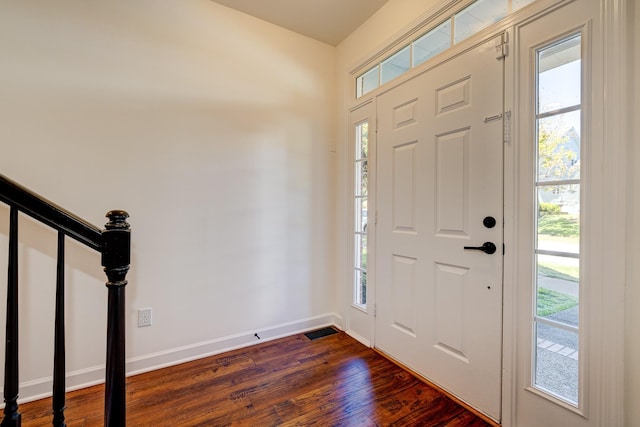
left=626, top=1, right=639, bottom=425
left=0, top=0, right=337, bottom=398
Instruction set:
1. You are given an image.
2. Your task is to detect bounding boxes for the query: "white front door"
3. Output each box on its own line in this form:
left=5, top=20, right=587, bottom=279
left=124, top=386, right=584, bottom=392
left=375, top=34, right=505, bottom=421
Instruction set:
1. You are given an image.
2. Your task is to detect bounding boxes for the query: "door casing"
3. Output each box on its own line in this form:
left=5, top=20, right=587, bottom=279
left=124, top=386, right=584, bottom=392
left=342, top=0, right=628, bottom=425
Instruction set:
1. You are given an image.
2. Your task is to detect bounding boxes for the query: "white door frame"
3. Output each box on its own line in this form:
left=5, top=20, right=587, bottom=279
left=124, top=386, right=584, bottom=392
left=502, top=0, right=628, bottom=425
left=342, top=0, right=628, bottom=425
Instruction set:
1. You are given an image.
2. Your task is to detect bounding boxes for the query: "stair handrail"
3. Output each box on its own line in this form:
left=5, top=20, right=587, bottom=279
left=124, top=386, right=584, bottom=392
left=0, top=175, right=102, bottom=250
left=0, top=174, right=130, bottom=427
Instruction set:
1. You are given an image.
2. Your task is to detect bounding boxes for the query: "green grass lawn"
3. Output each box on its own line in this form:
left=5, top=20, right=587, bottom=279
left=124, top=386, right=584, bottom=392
left=536, top=215, right=580, bottom=316
left=537, top=287, right=578, bottom=317
left=537, top=261, right=579, bottom=316
left=538, top=214, right=579, bottom=237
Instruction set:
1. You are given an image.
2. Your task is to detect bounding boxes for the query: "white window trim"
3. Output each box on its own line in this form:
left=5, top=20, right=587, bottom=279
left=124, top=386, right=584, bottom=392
left=342, top=99, right=377, bottom=347
left=502, top=0, right=628, bottom=425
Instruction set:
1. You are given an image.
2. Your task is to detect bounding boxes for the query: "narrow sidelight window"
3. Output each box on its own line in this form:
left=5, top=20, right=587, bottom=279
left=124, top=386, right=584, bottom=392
left=533, top=33, right=582, bottom=405
left=354, top=121, right=369, bottom=308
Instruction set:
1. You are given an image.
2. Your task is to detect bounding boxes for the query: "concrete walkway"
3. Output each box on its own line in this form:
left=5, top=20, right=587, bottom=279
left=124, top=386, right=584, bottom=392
left=535, top=275, right=579, bottom=403
left=538, top=275, right=579, bottom=297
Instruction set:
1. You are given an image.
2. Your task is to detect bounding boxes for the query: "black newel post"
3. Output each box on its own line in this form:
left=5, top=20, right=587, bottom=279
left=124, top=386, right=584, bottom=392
left=52, top=232, right=67, bottom=427
left=2, top=207, right=21, bottom=427
left=101, top=210, right=130, bottom=427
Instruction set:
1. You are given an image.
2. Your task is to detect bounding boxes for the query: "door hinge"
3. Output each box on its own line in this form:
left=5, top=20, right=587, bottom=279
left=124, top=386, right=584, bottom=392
left=495, top=32, right=509, bottom=60
left=375, top=210, right=378, bottom=225
left=503, top=110, right=512, bottom=143
left=373, top=303, right=377, bottom=317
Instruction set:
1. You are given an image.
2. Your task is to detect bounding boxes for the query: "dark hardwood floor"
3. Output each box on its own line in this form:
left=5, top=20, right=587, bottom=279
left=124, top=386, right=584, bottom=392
left=18, top=330, right=493, bottom=426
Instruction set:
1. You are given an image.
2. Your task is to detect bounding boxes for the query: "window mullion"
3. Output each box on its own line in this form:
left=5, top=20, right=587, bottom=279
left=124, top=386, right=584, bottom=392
left=532, top=32, right=582, bottom=406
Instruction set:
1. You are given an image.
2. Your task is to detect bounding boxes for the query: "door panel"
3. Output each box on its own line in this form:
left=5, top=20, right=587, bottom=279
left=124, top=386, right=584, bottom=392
left=375, top=35, right=504, bottom=421
left=436, top=129, right=469, bottom=234
left=391, top=254, right=417, bottom=336
left=434, top=262, right=469, bottom=360
left=392, top=142, right=417, bottom=232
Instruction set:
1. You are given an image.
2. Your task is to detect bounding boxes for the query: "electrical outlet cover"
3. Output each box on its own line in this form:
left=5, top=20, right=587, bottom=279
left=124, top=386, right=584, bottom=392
left=138, top=308, right=152, bottom=327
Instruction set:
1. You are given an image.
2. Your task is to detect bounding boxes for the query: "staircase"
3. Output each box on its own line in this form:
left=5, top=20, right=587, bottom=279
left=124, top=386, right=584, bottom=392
left=0, top=175, right=130, bottom=427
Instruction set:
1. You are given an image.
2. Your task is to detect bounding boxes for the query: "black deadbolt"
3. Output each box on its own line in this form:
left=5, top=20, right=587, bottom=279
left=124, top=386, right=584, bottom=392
left=483, top=216, right=497, bottom=228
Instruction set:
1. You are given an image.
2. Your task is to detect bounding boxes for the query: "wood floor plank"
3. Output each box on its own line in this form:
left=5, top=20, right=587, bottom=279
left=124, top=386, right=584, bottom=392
left=17, top=331, right=493, bottom=426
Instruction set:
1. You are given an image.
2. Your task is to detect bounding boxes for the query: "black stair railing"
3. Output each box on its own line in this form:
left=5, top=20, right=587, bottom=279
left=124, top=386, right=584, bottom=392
left=0, top=174, right=130, bottom=427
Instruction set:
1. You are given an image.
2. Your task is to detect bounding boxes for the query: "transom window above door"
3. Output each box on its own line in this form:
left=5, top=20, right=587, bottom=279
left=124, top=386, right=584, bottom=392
left=355, top=0, right=535, bottom=98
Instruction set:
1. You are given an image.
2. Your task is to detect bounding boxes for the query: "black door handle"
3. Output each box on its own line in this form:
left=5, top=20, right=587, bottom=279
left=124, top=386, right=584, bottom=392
left=463, top=242, right=497, bottom=254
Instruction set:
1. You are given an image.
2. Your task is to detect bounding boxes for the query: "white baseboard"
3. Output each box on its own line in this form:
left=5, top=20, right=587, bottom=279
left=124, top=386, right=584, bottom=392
left=11, top=312, right=342, bottom=406
left=345, top=329, right=371, bottom=347
left=126, top=312, right=342, bottom=376
left=11, top=366, right=107, bottom=406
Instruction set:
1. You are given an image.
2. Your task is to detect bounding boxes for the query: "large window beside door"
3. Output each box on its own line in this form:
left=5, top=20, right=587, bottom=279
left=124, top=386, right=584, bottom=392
left=533, top=34, right=582, bottom=406
left=354, top=121, right=369, bottom=308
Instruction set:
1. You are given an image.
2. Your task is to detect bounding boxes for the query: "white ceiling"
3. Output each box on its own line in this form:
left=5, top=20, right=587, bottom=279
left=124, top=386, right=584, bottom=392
left=210, top=0, right=390, bottom=46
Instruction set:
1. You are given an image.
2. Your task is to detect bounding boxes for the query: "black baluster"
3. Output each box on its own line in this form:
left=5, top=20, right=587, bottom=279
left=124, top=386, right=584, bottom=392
left=101, top=211, right=130, bottom=427
left=52, top=232, right=66, bottom=427
left=2, top=206, right=21, bottom=427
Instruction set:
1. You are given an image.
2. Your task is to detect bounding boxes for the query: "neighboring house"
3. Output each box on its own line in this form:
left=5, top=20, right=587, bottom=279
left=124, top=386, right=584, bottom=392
left=0, top=1, right=637, bottom=426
